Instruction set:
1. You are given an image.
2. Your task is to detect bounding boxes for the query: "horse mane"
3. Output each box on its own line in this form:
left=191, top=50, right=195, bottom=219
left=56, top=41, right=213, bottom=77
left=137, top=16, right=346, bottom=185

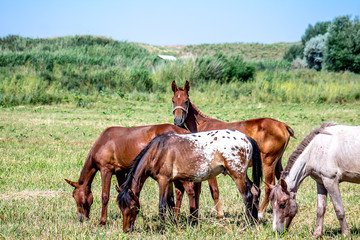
left=117, top=132, right=174, bottom=208
left=189, top=100, right=214, bottom=119
left=280, top=122, right=337, bottom=179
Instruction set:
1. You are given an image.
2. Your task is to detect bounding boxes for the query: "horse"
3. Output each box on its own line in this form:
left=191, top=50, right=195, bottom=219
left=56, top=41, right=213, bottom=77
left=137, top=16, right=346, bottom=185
left=269, top=122, right=360, bottom=237
left=171, top=80, right=295, bottom=218
left=117, top=129, right=263, bottom=232
left=64, top=124, right=190, bottom=225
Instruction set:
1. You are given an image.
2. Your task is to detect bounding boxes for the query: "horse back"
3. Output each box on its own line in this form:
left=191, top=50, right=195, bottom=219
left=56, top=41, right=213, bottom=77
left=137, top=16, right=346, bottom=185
left=199, top=117, right=294, bottom=155
left=308, top=125, right=360, bottom=183
left=89, top=124, right=189, bottom=171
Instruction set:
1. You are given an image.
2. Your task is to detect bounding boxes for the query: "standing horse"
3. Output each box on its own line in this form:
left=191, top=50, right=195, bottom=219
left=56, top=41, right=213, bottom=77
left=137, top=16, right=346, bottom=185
left=269, top=122, right=360, bottom=237
left=64, top=124, right=189, bottom=225
left=171, top=80, right=295, bottom=218
left=117, top=129, right=262, bottom=232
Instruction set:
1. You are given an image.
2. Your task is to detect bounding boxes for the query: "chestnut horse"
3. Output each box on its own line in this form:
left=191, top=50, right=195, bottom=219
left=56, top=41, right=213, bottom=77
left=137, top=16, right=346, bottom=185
left=117, top=129, right=262, bottom=232
left=65, top=124, right=189, bottom=225
left=171, top=80, right=295, bottom=218
left=270, top=122, right=360, bottom=237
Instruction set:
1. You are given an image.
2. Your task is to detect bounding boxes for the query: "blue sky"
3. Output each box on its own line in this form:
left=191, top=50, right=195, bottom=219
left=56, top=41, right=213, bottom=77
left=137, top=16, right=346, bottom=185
left=1, top=0, right=359, bottom=45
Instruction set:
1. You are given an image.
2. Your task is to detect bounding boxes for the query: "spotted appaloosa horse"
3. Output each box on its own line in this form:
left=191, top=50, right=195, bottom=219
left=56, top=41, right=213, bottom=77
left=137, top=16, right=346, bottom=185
left=171, top=80, right=295, bottom=218
left=117, top=129, right=262, bottom=232
left=269, top=122, right=360, bottom=237
left=65, top=124, right=189, bottom=225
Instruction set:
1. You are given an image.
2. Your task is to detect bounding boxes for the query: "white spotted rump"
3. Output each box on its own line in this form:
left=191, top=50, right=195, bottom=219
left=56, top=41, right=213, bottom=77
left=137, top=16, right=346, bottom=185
left=175, top=129, right=253, bottom=181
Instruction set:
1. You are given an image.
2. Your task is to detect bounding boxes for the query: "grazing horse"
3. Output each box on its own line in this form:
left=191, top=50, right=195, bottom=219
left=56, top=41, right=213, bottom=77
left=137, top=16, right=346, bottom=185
left=64, top=124, right=189, bottom=225
left=269, top=122, right=360, bottom=237
left=171, top=80, right=295, bottom=218
left=117, top=129, right=262, bottom=232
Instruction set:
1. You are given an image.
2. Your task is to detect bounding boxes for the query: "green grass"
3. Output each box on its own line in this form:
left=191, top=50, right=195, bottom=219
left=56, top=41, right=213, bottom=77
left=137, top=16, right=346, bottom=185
left=1, top=98, right=360, bottom=239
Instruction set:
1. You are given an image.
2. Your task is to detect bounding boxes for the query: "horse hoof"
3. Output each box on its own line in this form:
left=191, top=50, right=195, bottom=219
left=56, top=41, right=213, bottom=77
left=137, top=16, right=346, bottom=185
left=258, top=212, right=264, bottom=219
left=99, top=220, right=106, bottom=226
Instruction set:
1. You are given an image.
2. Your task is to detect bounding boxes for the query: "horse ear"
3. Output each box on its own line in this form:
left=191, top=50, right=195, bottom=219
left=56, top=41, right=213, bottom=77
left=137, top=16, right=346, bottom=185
left=65, top=179, right=78, bottom=188
left=128, top=189, right=139, bottom=202
left=171, top=81, right=178, bottom=93
left=280, top=178, right=288, bottom=192
left=264, top=181, right=275, bottom=190
left=115, top=185, right=122, bottom=193
left=185, top=80, right=190, bottom=92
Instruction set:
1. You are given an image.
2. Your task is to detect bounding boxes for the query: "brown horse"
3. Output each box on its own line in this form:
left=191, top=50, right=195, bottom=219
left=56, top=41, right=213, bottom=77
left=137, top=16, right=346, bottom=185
left=64, top=124, right=189, bottom=225
left=117, top=129, right=262, bottom=232
left=171, top=80, right=296, bottom=218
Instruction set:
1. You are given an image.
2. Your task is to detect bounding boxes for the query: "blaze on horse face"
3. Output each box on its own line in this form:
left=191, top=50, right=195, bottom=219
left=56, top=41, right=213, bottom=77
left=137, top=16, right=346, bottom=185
left=65, top=179, right=93, bottom=222
left=269, top=179, right=298, bottom=234
left=171, top=80, right=190, bottom=127
left=117, top=189, right=140, bottom=233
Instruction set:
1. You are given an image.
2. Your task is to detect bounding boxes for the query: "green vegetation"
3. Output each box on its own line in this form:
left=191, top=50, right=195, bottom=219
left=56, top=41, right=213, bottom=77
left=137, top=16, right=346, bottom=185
left=284, top=15, right=360, bottom=73
left=1, top=101, right=360, bottom=239
left=1, top=35, right=360, bottom=107
left=1, top=31, right=360, bottom=238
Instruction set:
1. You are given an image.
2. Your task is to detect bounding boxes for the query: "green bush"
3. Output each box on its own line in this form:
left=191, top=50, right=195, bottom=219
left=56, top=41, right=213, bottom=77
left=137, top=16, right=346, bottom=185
left=283, top=44, right=304, bottom=62
left=193, top=54, right=255, bottom=83
left=325, top=15, right=360, bottom=73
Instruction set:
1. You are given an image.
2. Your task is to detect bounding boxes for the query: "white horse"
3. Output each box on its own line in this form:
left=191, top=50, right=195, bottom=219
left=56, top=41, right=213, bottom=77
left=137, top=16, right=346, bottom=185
left=269, top=122, right=360, bottom=237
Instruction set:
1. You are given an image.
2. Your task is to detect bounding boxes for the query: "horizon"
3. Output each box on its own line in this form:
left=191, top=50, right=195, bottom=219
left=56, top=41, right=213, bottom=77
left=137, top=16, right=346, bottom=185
left=1, top=1, right=359, bottom=45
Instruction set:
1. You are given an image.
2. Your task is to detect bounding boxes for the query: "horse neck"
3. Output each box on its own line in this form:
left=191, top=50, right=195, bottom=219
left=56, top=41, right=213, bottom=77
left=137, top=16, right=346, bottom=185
left=283, top=153, right=309, bottom=193
left=77, top=155, right=97, bottom=190
left=185, top=101, right=209, bottom=132
left=129, top=159, right=150, bottom=197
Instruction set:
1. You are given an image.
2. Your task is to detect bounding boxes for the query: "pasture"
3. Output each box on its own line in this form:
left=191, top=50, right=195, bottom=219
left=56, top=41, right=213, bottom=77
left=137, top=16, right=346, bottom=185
left=1, top=97, right=360, bottom=239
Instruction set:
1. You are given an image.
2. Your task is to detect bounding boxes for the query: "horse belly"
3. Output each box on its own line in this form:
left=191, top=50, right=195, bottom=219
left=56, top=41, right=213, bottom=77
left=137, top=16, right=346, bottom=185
left=172, top=162, right=224, bottom=182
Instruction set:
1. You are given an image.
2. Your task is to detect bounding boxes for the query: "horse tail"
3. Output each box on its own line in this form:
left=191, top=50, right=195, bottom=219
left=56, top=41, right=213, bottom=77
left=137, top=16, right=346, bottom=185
left=247, top=136, right=262, bottom=188
left=117, top=132, right=173, bottom=208
left=286, top=125, right=296, bottom=139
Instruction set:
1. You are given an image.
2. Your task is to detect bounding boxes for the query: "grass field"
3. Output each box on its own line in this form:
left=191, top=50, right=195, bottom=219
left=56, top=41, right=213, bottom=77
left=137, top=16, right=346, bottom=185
left=1, top=96, right=360, bottom=239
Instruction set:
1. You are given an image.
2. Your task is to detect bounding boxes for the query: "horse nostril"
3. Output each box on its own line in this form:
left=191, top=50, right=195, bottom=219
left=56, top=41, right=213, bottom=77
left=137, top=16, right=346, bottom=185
left=174, top=117, right=184, bottom=126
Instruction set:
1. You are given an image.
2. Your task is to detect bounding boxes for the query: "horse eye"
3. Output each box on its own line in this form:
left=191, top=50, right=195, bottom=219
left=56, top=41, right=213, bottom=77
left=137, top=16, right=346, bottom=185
left=279, top=203, right=286, bottom=209
left=172, top=100, right=175, bottom=104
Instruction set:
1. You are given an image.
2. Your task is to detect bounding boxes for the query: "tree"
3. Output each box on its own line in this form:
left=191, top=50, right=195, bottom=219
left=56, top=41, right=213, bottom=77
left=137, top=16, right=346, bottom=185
left=304, top=34, right=328, bottom=71
left=325, top=15, right=360, bottom=73
left=301, top=21, right=331, bottom=45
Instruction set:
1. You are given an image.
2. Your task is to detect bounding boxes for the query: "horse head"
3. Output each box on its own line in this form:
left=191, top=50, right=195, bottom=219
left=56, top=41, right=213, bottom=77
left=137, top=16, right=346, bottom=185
left=245, top=179, right=261, bottom=221
left=171, top=80, right=190, bottom=128
left=117, top=188, right=140, bottom=232
left=65, top=179, right=93, bottom=222
left=268, top=179, right=298, bottom=234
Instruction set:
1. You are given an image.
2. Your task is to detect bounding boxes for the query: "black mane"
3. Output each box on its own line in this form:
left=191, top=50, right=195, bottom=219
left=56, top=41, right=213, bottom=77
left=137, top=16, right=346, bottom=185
left=117, top=132, right=174, bottom=208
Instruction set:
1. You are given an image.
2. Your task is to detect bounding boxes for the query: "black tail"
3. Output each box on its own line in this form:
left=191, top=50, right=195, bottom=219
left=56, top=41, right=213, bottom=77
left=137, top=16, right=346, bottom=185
left=247, top=136, right=262, bottom=188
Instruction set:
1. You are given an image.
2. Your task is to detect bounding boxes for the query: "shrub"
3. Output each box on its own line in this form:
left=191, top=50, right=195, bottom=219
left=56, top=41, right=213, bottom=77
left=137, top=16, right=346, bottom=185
left=304, top=34, right=328, bottom=71
left=283, top=44, right=304, bottom=62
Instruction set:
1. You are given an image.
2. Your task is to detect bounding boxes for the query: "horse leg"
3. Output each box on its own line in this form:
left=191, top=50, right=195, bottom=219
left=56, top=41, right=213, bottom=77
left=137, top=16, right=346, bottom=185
left=208, top=178, right=224, bottom=219
left=258, top=155, right=276, bottom=219
left=99, top=169, right=112, bottom=225
left=184, top=181, right=201, bottom=221
left=167, top=182, right=175, bottom=220
left=174, top=181, right=185, bottom=221
left=323, top=178, right=349, bottom=236
left=233, top=174, right=255, bottom=220
left=158, top=178, right=170, bottom=226
left=314, top=182, right=328, bottom=238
